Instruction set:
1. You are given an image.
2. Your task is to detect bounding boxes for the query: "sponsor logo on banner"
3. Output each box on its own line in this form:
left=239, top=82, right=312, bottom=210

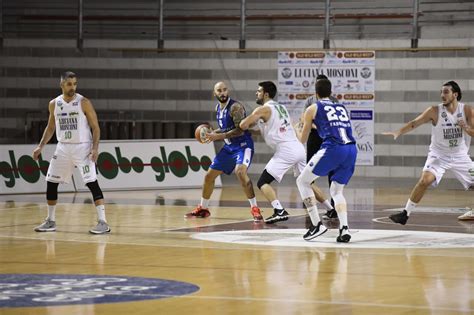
left=281, top=67, right=292, bottom=79
left=360, top=67, right=372, bottom=79
left=295, top=93, right=313, bottom=100
left=350, top=110, right=373, bottom=120
left=295, top=52, right=325, bottom=59
left=344, top=94, right=374, bottom=100
left=0, top=140, right=218, bottom=194
left=344, top=51, right=375, bottom=58
left=97, top=146, right=211, bottom=182
left=0, top=151, right=49, bottom=188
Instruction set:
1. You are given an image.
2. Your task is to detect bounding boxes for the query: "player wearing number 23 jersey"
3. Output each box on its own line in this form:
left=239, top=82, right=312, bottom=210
left=310, top=97, right=357, bottom=184
left=295, top=78, right=356, bottom=243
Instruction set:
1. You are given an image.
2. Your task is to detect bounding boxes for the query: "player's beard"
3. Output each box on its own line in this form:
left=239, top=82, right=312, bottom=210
left=66, top=90, right=75, bottom=97
left=442, top=98, right=453, bottom=107
left=216, top=95, right=228, bottom=103
left=256, top=97, right=264, bottom=105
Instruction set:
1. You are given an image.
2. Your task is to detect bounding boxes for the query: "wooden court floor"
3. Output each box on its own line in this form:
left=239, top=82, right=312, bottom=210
left=0, top=176, right=472, bottom=315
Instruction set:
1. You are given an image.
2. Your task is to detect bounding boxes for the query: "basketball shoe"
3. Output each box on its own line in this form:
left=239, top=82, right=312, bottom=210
left=251, top=206, right=263, bottom=222
left=185, top=205, right=211, bottom=218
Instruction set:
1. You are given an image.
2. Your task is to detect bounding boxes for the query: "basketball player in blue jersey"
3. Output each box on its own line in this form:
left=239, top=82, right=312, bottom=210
left=296, top=79, right=357, bottom=242
left=302, top=74, right=339, bottom=221
left=185, top=81, right=263, bottom=221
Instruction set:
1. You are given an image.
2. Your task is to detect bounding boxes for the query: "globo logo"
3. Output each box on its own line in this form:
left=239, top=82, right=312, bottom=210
left=0, top=146, right=212, bottom=187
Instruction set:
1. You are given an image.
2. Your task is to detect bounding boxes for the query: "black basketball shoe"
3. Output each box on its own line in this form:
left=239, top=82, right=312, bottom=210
left=303, top=221, right=328, bottom=241
left=389, top=210, right=409, bottom=225
left=322, top=209, right=338, bottom=220
left=336, top=225, right=351, bottom=243
left=264, top=209, right=289, bottom=224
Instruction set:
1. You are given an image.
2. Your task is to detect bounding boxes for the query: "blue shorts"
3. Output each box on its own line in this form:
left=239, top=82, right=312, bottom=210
left=309, top=143, right=357, bottom=185
left=210, top=147, right=254, bottom=175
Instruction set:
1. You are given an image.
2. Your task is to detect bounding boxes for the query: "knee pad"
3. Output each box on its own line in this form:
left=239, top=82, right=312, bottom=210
left=257, top=170, right=275, bottom=190
left=46, top=181, right=59, bottom=201
left=86, top=180, right=104, bottom=201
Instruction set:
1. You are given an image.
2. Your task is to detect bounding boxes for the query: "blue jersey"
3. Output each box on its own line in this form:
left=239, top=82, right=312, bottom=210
left=313, top=99, right=356, bottom=146
left=216, top=98, right=253, bottom=152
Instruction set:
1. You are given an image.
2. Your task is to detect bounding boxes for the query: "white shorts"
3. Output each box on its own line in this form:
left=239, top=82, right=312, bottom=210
left=46, top=142, right=97, bottom=184
left=422, top=152, right=474, bottom=189
left=265, top=141, right=306, bottom=182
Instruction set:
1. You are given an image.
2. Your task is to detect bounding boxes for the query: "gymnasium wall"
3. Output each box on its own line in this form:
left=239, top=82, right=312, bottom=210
left=1, top=37, right=473, bottom=178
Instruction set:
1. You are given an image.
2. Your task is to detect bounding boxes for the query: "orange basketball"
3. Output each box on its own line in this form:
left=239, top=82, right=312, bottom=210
left=194, top=124, right=212, bottom=143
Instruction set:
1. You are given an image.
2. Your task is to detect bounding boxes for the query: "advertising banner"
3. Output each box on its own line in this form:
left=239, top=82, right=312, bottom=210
left=0, top=140, right=219, bottom=194
left=278, top=51, right=375, bottom=165
left=0, top=145, right=76, bottom=194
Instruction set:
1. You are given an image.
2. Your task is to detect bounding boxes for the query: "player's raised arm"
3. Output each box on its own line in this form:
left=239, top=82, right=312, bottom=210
left=382, top=105, right=437, bottom=140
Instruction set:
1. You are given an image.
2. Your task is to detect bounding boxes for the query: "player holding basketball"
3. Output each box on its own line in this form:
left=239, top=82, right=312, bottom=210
left=240, top=81, right=335, bottom=224
left=32, top=71, right=110, bottom=234
left=296, top=79, right=357, bottom=242
left=383, top=81, right=474, bottom=223
left=185, top=81, right=263, bottom=221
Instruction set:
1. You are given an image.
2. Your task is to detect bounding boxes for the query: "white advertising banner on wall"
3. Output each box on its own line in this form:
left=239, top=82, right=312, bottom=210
left=0, top=144, right=76, bottom=194
left=0, top=140, right=219, bottom=194
left=278, top=51, right=375, bottom=165
left=77, top=139, right=220, bottom=191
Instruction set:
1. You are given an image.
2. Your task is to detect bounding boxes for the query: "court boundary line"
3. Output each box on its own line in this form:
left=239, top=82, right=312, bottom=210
left=371, top=217, right=468, bottom=229
left=170, top=293, right=472, bottom=313
left=1, top=233, right=473, bottom=259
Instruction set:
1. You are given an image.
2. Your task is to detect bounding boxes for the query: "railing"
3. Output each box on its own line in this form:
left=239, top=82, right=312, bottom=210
left=5, top=0, right=474, bottom=49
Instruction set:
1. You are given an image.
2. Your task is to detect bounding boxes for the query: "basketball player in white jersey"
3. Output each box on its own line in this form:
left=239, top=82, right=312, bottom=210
left=32, top=71, right=111, bottom=234
left=383, top=81, right=474, bottom=223
left=240, top=81, right=335, bottom=224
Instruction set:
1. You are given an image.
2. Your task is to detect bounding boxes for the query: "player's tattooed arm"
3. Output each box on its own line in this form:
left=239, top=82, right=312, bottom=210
left=223, top=102, right=245, bottom=138
left=230, top=102, right=245, bottom=127
left=207, top=103, right=246, bottom=142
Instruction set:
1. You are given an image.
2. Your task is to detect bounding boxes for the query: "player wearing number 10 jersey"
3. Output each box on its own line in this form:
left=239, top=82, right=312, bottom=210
left=296, top=78, right=357, bottom=243
left=32, top=71, right=110, bottom=234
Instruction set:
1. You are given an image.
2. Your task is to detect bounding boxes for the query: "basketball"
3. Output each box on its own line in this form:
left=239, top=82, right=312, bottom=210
left=194, top=123, right=212, bottom=143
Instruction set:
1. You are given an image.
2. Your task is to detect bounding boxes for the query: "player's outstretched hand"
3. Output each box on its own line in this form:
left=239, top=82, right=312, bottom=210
left=381, top=131, right=400, bottom=141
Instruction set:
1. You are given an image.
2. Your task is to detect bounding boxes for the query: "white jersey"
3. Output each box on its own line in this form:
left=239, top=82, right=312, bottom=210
left=258, top=100, right=300, bottom=150
left=429, top=102, right=471, bottom=157
left=53, top=93, right=92, bottom=143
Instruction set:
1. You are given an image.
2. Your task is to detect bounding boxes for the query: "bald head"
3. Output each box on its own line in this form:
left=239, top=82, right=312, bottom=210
left=213, top=81, right=229, bottom=103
